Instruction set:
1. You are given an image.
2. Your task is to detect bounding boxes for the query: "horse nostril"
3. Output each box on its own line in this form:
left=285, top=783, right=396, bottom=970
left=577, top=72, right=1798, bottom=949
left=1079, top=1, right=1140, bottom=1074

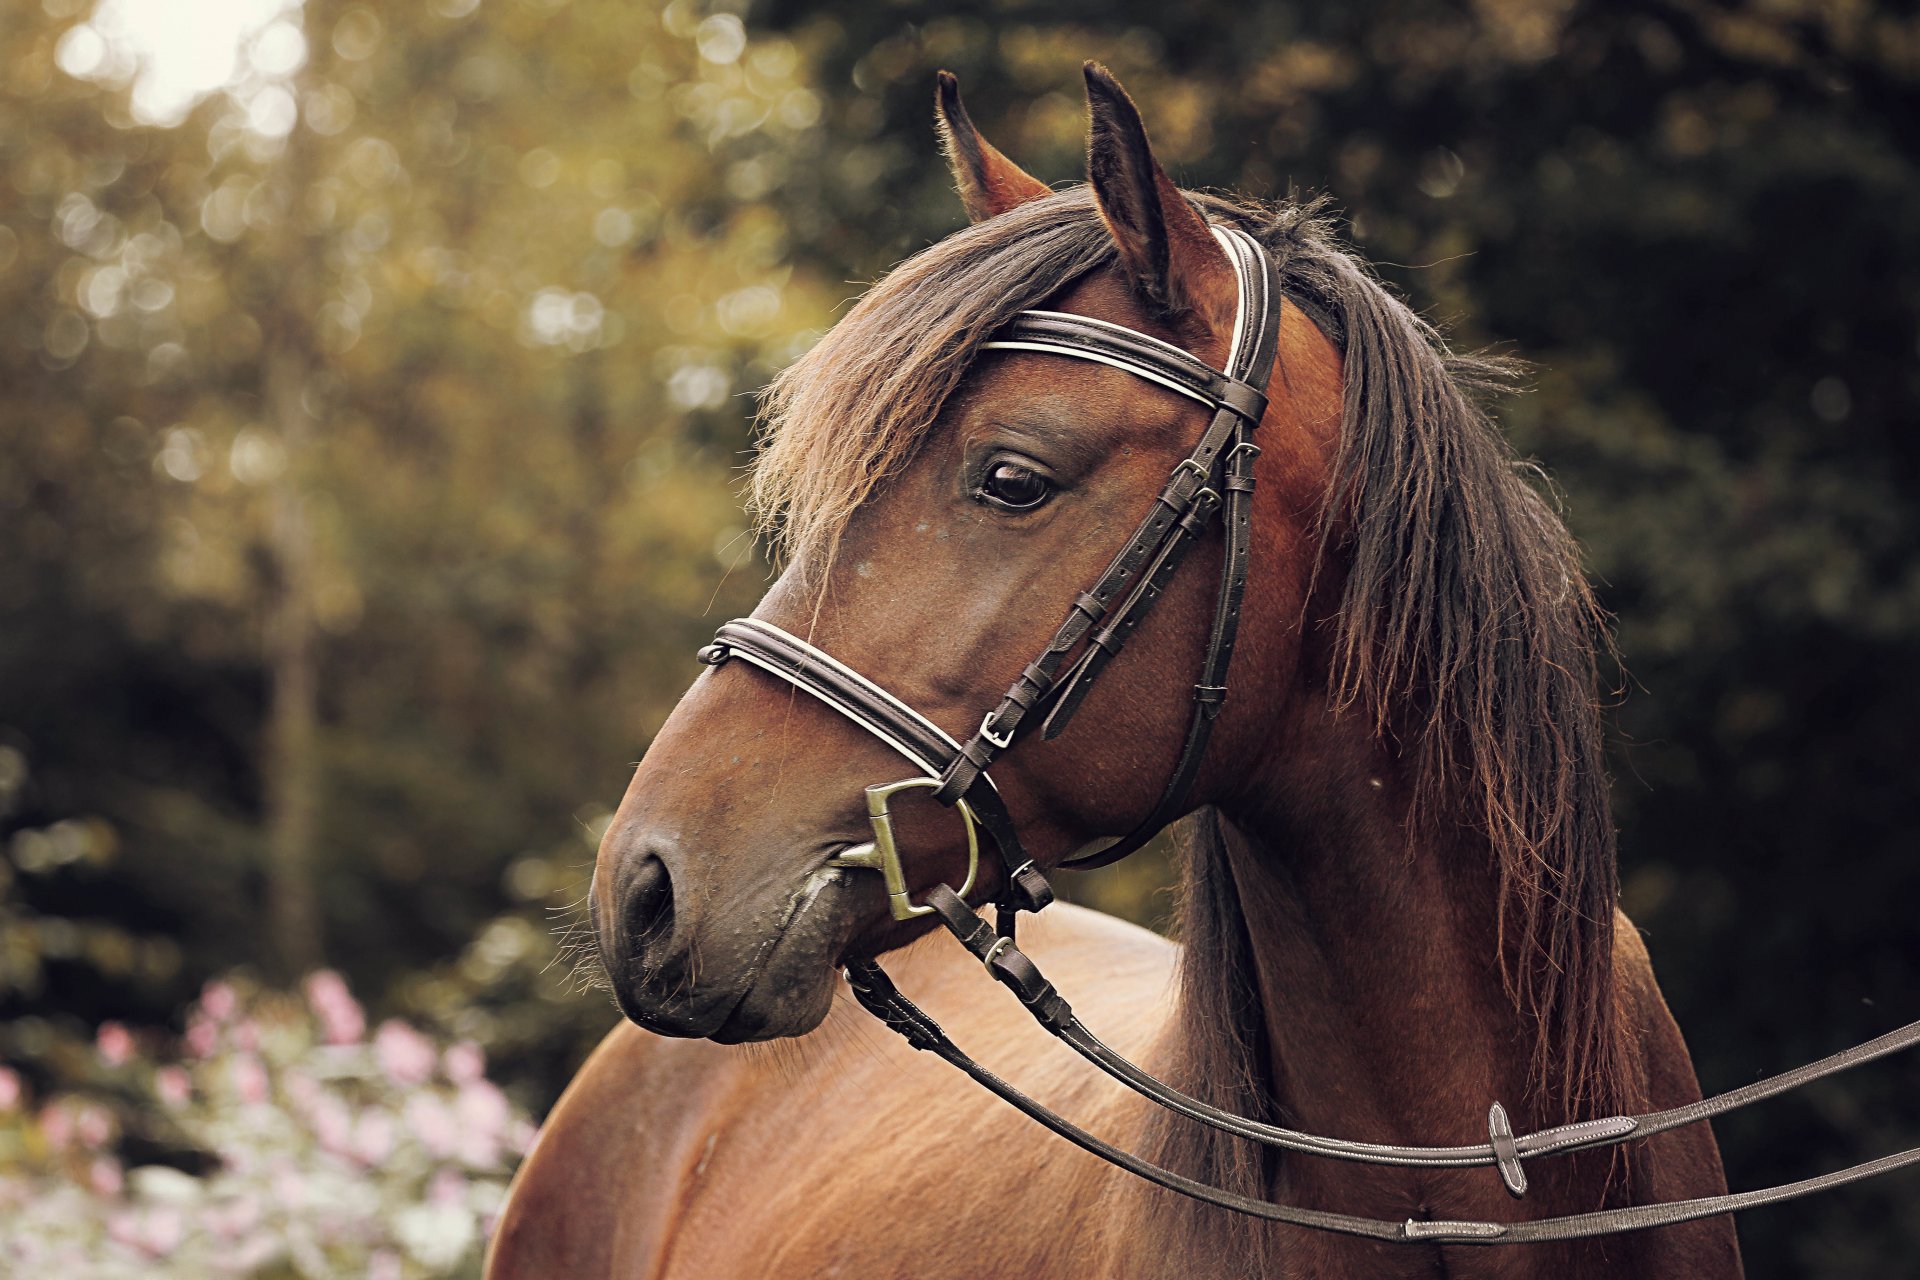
left=620, top=853, right=676, bottom=957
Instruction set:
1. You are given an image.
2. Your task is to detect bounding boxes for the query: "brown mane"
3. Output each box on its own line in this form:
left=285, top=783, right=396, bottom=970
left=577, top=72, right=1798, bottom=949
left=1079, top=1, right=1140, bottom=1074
left=752, top=187, right=1625, bottom=1254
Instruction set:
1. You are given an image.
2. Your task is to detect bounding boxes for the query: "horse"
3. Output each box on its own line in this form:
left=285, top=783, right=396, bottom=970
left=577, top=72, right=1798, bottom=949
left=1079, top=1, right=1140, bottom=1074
left=487, top=64, right=1743, bottom=1278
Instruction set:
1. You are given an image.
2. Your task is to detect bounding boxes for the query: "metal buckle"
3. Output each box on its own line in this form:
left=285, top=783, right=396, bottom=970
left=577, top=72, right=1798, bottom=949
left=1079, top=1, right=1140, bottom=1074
left=978, top=709, right=1014, bottom=750
left=1171, top=457, right=1212, bottom=489
left=827, top=777, right=980, bottom=921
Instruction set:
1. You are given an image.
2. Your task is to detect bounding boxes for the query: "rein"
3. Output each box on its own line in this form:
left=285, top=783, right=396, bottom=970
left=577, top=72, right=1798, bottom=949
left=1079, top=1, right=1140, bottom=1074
left=695, top=224, right=1920, bottom=1243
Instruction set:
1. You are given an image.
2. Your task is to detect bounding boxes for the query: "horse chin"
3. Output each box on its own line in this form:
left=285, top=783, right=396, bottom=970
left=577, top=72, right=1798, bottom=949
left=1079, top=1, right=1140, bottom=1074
left=705, top=964, right=838, bottom=1044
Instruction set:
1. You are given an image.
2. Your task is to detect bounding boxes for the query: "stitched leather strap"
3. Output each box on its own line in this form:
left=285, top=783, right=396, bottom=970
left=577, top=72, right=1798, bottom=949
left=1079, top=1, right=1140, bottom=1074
left=915, top=887, right=1920, bottom=1188
left=962, top=230, right=1279, bottom=819
left=846, top=952, right=1920, bottom=1244
left=1057, top=228, right=1281, bottom=867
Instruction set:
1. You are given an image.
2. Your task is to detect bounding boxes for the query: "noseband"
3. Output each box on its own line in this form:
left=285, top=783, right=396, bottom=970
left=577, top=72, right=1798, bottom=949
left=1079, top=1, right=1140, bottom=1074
left=696, top=223, right=1920, bottom=1243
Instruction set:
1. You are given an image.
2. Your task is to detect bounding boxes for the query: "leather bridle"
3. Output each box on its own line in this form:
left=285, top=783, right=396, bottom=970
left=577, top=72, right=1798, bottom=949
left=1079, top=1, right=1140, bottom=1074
left=694, top=223, right=1920, bottom=1243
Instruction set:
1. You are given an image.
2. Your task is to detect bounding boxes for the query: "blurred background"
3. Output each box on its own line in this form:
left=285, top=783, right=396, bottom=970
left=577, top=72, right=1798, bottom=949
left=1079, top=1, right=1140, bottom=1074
left=1, top=0, right=1916, bottom=1273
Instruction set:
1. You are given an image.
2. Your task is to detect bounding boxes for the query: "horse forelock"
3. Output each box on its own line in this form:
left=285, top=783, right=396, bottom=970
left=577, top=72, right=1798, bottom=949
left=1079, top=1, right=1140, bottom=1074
left=751, top=188, right=1117, bottom=575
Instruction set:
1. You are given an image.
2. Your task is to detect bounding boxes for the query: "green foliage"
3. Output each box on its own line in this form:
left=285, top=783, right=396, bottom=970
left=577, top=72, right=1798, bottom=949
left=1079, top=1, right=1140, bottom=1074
left=1, top=0, right=830, bottom=1047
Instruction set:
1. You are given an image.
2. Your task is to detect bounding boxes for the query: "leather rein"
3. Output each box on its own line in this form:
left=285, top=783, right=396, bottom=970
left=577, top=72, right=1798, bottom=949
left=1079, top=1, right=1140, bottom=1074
left=694, top=224, right=1920, bottom=1244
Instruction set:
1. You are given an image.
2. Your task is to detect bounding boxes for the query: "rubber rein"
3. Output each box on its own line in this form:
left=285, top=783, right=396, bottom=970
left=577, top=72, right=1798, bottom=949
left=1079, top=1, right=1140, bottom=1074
left=695, top=224, right=1920, bottom=1243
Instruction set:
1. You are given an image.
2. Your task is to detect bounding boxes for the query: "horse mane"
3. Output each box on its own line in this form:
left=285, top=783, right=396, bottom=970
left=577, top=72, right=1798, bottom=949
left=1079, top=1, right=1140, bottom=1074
left=753, top=187, right=1625, bottom=1267
left=1142, top=193, right=1626, bottom=1272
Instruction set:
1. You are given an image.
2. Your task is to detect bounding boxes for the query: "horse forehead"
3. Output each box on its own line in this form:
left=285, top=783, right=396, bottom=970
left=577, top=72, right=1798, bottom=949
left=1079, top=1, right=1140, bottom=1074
left=1045, top=266, right=1227, bottom=365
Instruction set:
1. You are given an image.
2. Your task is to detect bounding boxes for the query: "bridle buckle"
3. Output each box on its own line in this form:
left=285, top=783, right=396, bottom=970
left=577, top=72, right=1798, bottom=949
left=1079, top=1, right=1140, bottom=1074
left=978, top=708, right=1015, bottom=750
left=1171, top=456, right=1213, bottom=489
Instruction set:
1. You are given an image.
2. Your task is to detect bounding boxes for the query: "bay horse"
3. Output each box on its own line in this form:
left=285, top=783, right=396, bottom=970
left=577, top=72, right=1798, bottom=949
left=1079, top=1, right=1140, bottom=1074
left=488, top=66, right=1745, bottom=1278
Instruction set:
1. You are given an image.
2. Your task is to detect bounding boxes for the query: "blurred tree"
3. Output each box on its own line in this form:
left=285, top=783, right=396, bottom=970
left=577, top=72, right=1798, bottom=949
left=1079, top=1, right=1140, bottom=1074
left=0, top=0, right=835, bottom=1079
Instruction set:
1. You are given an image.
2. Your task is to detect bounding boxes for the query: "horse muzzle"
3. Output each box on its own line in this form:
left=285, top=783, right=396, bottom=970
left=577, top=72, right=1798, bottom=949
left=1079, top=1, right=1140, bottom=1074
left=593, top=830, right=858, bottom=1042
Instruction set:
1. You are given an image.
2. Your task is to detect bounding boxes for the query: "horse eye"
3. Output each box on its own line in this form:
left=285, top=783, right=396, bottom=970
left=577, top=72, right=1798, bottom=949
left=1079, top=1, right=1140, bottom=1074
left=979, top=461, right=1054, bottom=511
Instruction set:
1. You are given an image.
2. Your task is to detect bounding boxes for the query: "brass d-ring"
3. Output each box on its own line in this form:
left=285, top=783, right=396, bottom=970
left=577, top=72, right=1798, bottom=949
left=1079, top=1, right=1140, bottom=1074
left=826, top=777, right=980, bottom=920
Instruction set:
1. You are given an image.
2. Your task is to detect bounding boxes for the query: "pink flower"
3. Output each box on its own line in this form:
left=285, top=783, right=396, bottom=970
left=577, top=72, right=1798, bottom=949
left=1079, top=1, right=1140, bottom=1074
left=74, top=1102, right=114, bottom=1148
left=304, top=970, right=365, bottom=1045
left=154, top=1066, right=191, bottom=1109
left=39, top=1103, right=72, bottom=1152
left=111, top=1206, right=185, bottom=1257
left=106, top=1209, right=142, bottom=1250
left=403, top=1092, right=457, bottom=1158
left=352, top=1109, right=395, bottom=1166
left=232, top=1235, right=279, bottom=1270
left=271, top=1167, right=306, bottom=1211
left=427, top=1167, right=467, bottom=1207
left=184, top=1015, right=218, bottom=1059
left=96, top=1021, right=135, bottom=1067
left=205, top=1192, right=262, bottom=1239
left=199, top=980, right=237, bottom=1023
left=442, top=1040, right=485, bottom=1085
left=230, top=1054, right=270, bottom=1105
left=368, top=1250, right=403, bottom=1280
left=454, top=1079, right=512, bottom=1166
left=229, top=1018, right=261, bottom=1052
left=282, top=1069, right=321, bottom=1115
left=310, top=1093, right=353, bottom=1156
left=374, top=1019, right=437, bottom=1086
left=0, top=1067, right=23, bottom=1111
left=137, top=1207, right=186, bottom=1257
left=89, top=1157, right=124, bottom=1196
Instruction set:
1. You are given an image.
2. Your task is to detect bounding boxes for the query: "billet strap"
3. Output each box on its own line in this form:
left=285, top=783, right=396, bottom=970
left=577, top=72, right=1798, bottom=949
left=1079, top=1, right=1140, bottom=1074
left=845, top=946, right=1920, bottom=1245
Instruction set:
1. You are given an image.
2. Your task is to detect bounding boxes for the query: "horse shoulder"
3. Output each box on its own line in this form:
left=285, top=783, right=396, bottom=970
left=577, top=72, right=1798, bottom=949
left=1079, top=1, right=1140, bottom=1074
left=491, top=903, right=1182, bottom=1279
left=486, top=1020, right=753, bottom=1279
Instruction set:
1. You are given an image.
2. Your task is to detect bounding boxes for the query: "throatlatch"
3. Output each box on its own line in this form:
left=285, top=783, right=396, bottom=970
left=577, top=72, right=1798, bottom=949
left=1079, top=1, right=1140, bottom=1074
left=697, top=219, right=1920, bottom=1243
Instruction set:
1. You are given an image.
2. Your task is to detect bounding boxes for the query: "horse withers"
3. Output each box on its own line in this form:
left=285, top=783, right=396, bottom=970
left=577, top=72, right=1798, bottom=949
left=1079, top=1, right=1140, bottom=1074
left=487, top=66, right=1741, bottom=1279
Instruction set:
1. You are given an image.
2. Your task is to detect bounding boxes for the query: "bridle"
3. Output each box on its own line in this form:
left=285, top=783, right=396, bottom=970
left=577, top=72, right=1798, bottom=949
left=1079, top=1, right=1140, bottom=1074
left=701, top=225, right=1282, bottom=917
left=695, top=222, right=1920, bottom=1243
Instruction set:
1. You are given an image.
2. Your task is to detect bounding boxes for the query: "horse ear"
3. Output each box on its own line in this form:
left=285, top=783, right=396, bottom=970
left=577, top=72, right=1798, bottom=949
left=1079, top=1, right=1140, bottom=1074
left=1082, top=62, right=1236, bottom=333
left=936, top=71, right=1050, bottom=223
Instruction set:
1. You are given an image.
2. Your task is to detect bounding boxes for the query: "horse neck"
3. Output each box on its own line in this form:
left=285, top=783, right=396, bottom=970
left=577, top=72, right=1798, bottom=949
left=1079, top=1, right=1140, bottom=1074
left=1210, top=687, right=1616, bottom=1214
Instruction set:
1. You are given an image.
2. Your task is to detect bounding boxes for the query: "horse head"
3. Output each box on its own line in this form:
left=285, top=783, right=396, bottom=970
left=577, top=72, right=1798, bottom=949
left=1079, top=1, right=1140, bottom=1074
left=590, top=64, right=1342, bottom=1042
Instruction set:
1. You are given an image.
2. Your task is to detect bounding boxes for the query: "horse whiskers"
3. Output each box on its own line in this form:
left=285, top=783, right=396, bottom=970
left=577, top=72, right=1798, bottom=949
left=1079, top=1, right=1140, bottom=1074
left=550, top=922, right=613, bottom=995
left=541, top=887, right=615, bottom=995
